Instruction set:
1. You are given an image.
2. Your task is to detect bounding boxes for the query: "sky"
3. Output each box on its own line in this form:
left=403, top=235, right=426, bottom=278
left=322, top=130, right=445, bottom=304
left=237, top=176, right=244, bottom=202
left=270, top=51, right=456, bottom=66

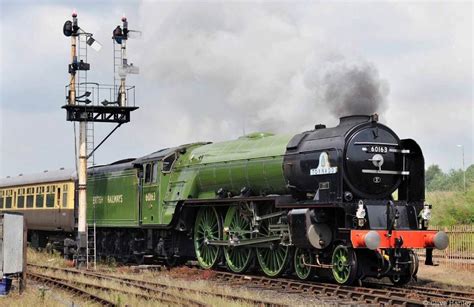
left=0, top=0, right=472, bottom=177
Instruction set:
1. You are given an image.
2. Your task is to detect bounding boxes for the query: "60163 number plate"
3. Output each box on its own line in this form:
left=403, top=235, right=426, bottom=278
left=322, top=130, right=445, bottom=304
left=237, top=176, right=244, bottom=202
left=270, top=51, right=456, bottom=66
left=367, top=146, right=388, bottom=153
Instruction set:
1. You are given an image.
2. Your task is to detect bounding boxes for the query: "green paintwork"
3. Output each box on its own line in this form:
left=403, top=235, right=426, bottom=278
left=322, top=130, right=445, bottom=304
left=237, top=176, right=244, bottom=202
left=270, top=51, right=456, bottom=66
left=255, top=205, right=290, bottom=276
left=87, top=169, right=139, bottom=227
left=86, top=132, right=292, bottom=228
left=331, top=245, right=352, bottom=284
left=160, top=133, right=293, bottom=225
left=223, top=206, right=253, bottom=273
left=193, top=207, right=221, bottom=268
left=140, top=162, right=162, bottom=225
left=294, top=248, right=313, bottom=280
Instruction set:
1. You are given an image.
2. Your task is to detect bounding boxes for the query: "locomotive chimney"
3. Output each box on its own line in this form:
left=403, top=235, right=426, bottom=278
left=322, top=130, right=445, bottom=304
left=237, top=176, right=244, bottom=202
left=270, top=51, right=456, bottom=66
left=371, top=113, right=379, bottom=122
left=339, top=115, right=371, bottom=125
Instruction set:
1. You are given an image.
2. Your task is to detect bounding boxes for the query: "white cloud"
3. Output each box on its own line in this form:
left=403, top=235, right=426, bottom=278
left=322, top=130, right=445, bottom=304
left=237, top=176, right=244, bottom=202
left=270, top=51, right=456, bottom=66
left=0, top=1, right=472, bottom=176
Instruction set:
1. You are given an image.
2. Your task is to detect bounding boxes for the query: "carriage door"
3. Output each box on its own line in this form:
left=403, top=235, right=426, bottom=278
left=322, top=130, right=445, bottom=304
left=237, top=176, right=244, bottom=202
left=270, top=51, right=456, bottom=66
left=140, top=161, right=160, bottom=225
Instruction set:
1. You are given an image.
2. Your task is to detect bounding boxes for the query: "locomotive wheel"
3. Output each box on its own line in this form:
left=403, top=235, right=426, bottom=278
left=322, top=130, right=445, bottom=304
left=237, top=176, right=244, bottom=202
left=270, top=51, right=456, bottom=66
left=223, top=206, right=253, bottom=273
left=256, top=206, right=290, bottom=277
left=194, top=207, right=222, bottom=269
left=294, top=248, right=314, bottom=280
left=331, top=245, right=358, bottom=285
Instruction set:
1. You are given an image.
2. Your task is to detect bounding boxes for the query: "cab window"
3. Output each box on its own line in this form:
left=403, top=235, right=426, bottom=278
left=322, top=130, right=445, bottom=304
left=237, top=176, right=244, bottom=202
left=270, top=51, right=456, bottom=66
left=144, top=163, right=152, bottom=183
left=162, top=153, right=176, bottom=173
left=152, top=163, right=158, bottom=183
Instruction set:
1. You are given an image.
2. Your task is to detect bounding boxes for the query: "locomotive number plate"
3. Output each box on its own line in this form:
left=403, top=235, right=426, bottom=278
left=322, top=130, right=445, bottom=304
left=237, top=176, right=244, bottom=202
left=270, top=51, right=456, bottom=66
left=366, top=146, right=388, bottom=153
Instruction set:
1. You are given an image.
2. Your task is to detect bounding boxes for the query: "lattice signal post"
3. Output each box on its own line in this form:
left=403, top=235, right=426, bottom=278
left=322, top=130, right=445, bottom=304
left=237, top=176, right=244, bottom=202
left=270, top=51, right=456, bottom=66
left=62, top=12, right=138, bottom=268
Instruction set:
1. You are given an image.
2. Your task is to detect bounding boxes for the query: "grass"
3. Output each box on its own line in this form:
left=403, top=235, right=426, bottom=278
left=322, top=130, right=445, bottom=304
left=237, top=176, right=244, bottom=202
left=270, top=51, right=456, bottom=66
left=3, top=248, right=472, bottom=306
left=427, top=185, right=474, bottom=226
left=7, top=249, right=314, bottom=306
left=417, top=264, right=474, bottom=290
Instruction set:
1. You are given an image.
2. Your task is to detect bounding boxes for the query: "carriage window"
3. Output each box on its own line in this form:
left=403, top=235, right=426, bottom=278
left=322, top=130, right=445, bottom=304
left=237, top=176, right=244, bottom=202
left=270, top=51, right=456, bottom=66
left=46, top=194, right=55, bottom=208
left=62, top=190, right=68, bottom=207
left=145, top=163, right=152, bottom=183
left=57, top=188, right=61, bottom=207
left=162, top=153, right=176, bottom=173
left=0, top=193, right=3, bottom=209
left=5, top=196, right=12, bottom=209
left=36, top=193, right=44, bottom=208
left=18, top=195, right=25, bottom=208
left=26, top=195, right=34, bottom=208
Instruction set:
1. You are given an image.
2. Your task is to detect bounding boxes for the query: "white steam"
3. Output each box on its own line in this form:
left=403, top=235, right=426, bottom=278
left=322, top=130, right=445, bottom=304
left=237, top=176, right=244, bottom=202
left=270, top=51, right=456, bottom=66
left=132, top=2, right=389, bottom=144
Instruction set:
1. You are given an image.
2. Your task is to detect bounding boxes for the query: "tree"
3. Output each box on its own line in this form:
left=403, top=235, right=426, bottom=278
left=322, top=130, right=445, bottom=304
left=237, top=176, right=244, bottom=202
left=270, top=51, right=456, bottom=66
left=425, top=164, right=443, bottom=188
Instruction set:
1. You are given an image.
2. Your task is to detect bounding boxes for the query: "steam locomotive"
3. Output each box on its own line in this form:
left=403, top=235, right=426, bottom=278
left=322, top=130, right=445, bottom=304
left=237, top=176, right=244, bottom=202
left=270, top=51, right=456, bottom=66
left=0, top=114, right=448, bottom=285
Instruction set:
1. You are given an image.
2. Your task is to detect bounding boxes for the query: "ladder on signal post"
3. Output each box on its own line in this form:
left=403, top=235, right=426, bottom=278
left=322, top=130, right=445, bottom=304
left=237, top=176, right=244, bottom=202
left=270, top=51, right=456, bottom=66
left=77, top=33, right=96, bottom=270
left=86, top=220, right=97, bottom=270
left=113, top=41, right=122, bottom=103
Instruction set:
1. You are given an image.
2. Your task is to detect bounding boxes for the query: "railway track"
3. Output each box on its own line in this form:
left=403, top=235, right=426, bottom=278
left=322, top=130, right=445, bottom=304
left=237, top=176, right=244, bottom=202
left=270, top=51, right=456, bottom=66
left=167, top=264, right=474, bottom=306
left=209, top=270, right=427, bottom=306
left=28, top=264, right=286, bottom=307
left=365, top=282, right=474, bottom=303
left=28, top=266, right=207, bottom=307
left=29, top=263, right=474, bottom=306
left=27, top=272, right=117, bottom=306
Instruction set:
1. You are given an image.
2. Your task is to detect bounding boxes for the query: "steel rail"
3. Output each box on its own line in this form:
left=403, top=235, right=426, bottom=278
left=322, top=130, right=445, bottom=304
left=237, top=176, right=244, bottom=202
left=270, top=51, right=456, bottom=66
left=27, top=272, right=116, bottom=307
left=86, top=270, right=287, bottom=307
left=182, top=265, right=473, bottom=305
left=210, top=271, right=427, bottom=306
left=29, top=271, right=197, bottom=306
left=408, top=285, right=474, bottom=300
left=29, top=266, right=207, bottom=307
left=364, top=282, right=474, bottom=302
left=29, top=264, right=285, bottom=307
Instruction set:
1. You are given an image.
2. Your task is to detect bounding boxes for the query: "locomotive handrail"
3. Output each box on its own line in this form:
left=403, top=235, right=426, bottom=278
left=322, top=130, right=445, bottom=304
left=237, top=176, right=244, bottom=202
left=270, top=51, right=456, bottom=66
left=362, top=169, right=410, bottom=175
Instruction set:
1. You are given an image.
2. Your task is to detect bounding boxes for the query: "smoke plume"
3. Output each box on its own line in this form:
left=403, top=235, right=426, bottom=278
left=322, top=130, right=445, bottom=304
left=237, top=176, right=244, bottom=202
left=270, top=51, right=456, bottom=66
left=307, top=60, right=389, bottom=118
left=132, top=2, right=390, bottom=146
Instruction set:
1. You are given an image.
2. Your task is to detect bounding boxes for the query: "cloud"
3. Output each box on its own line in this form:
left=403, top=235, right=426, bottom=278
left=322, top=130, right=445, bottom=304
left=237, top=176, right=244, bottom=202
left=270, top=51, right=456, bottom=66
left=0, top=1, right=472, bottom=176
left=134, top=2, right=390, bottom=143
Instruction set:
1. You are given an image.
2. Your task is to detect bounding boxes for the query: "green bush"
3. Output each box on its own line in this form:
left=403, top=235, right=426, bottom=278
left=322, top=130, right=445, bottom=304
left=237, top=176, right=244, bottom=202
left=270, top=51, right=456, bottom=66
left=424, top=164, right=474, bottom=226
left=427, top=186, right=474, bottom=226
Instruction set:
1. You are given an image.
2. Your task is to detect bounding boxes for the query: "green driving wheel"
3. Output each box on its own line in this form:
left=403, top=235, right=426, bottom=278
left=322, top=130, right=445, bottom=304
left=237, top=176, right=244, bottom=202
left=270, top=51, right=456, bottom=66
left=194, top=207, right=222, bottom=269
left=294, top=248, right=313, bottom=280
left=331, top=245, right=358, bottom=285
left=256, top=206, right=289, bottom=277
left=223, top=206, right=253, bottom=273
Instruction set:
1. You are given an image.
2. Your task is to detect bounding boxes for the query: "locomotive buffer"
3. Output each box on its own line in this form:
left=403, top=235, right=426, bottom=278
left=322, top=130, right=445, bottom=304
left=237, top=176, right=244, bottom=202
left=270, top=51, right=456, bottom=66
left=62, top=12, right=139, bottom=268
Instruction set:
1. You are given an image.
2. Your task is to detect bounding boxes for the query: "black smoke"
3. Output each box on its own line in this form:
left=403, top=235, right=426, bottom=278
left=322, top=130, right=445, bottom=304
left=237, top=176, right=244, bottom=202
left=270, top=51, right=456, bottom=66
left=322, top=62, right=389, bottom=117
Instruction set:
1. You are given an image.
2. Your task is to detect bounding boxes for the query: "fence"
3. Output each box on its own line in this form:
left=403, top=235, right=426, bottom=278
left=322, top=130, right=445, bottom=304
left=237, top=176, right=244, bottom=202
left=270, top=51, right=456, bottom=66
left=415, top=224, right=474, bottom=269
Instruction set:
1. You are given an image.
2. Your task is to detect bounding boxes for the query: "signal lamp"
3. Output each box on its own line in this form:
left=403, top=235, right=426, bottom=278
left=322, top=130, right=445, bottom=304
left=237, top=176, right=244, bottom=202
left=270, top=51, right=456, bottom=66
left=63, top=20, right=73, bottom=37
